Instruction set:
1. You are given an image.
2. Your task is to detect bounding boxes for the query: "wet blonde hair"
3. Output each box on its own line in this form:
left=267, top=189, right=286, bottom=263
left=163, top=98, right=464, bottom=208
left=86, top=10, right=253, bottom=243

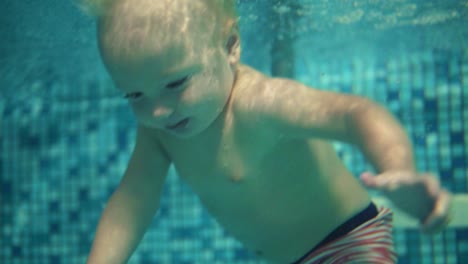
left=79, top=0, right=237, bottom=36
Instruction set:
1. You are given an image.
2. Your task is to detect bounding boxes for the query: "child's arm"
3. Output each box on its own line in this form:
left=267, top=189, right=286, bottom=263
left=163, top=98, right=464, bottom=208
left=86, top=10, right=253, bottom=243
left=253, top=78, right=452, bottom=232
left=254, top=79, right=414, bottom=165
left=87, top=125, right=170, bottom=264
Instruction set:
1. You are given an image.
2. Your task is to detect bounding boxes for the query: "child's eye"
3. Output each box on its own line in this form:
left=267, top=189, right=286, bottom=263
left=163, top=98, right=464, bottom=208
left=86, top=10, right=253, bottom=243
left=166, top=75, right=191, bottom=90
left=124, top=92, right=143, bottom=100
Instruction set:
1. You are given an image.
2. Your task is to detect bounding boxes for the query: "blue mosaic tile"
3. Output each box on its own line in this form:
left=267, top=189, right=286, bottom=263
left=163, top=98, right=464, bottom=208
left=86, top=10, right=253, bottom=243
left=387, top=90, right=400, bottom=102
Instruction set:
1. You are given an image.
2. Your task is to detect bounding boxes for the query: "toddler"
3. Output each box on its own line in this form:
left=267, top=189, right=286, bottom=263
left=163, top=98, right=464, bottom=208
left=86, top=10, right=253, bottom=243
left=82, top=0, right=452, bottom=263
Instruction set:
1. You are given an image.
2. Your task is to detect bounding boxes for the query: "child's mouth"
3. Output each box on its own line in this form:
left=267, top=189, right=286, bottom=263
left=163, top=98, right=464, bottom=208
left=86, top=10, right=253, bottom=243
left=166, top=118, right=190, bottom=131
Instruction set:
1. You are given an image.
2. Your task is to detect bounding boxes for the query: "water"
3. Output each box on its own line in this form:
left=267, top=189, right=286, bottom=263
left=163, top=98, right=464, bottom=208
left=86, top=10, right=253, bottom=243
left=1, top=0, right=467, bottom=263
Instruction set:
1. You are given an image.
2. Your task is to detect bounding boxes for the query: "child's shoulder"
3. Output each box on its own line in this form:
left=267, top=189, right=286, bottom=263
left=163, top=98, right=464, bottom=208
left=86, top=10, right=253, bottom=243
left=231, top=64, right=363, bottom=139
left=230, top=64, right=270, bottom=114
left=230, top=64, right=310, bottom=127
left=233, top=64, right=319, bottom=100
left=232, top=64, right=316, bottom=115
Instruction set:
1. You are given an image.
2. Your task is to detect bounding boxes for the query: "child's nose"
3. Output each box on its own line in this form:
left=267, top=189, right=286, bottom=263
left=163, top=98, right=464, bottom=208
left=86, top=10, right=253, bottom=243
left=153, top=104, right=174, bottom=119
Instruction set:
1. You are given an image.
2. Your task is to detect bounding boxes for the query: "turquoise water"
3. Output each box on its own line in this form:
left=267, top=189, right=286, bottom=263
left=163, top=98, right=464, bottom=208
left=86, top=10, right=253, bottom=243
left=1, top=0, right=467, bottom=263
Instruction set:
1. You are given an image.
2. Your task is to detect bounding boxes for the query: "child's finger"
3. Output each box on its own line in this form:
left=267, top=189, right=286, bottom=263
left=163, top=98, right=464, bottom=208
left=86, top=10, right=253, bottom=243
left=420, top=174, right=440, bottom=198
left=360, top=172, right=397, bottom=191
left=421, top=189, right=452, bottom=233
left=359, top=172, right=381, bottom=189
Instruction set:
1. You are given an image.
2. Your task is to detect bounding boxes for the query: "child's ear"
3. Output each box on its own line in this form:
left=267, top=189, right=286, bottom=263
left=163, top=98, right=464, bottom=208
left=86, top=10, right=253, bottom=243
left=225, top=24, right=241, bottom=65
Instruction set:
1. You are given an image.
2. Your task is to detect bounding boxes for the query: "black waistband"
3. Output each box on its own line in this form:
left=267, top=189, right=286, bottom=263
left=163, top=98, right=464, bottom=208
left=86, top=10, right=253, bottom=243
left=292, top=202, right=378, bottom=264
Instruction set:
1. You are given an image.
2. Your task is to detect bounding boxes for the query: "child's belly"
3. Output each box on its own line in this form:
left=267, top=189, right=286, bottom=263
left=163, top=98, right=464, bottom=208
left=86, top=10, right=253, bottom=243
left=176, top=141, right=371, bottom=263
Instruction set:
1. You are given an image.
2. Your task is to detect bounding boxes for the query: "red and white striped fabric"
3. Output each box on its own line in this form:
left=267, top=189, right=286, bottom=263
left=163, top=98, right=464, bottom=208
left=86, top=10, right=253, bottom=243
left=299, top=207, right=397, bottom=264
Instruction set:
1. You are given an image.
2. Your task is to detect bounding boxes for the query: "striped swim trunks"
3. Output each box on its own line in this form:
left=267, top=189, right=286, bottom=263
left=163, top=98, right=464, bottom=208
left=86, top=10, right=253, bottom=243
left=293, top=203, right=397, bottom=264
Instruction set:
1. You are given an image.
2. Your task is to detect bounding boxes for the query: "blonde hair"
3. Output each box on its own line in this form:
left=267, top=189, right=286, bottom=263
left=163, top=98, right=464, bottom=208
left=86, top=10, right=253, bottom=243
left=79, top=0, right=238, bottom=46
left=79, top=0, right=237, bottom=26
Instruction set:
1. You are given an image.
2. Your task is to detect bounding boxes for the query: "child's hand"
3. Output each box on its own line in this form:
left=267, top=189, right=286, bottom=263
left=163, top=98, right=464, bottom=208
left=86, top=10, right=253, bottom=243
left=360, top=171, right=452, bottom=234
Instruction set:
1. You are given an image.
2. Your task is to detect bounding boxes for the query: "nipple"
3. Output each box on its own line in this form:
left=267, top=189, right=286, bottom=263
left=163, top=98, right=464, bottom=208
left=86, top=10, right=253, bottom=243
left=230, top=173, right=243, bottom=183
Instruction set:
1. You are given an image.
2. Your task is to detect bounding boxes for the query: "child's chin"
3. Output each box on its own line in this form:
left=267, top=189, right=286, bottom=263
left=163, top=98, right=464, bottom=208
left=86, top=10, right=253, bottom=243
left=167, top=125, right=204, bottom=138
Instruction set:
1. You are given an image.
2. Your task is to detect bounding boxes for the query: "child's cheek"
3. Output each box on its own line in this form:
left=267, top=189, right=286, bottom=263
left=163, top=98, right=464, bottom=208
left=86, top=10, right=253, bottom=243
left=129, top=102, right=145, bottom=120
left=130, top=100, right=155, bottom=121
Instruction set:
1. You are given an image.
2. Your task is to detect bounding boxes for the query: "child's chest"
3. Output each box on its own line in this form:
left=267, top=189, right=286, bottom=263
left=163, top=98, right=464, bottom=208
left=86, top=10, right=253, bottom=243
left=161, top=123, right=274, bottom=187
left=156, top=109, right=324, bottom=218
left=159, top=123, right=305, bottom=232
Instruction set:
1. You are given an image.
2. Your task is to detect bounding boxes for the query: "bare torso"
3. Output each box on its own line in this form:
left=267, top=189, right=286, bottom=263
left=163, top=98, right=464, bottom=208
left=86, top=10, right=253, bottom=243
left=156, top=65, right=371, bottom=263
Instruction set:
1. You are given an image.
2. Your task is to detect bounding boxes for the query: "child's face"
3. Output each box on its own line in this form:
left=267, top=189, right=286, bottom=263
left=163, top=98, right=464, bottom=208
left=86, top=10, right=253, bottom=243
left=98, top=1, right=236, bottom=138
